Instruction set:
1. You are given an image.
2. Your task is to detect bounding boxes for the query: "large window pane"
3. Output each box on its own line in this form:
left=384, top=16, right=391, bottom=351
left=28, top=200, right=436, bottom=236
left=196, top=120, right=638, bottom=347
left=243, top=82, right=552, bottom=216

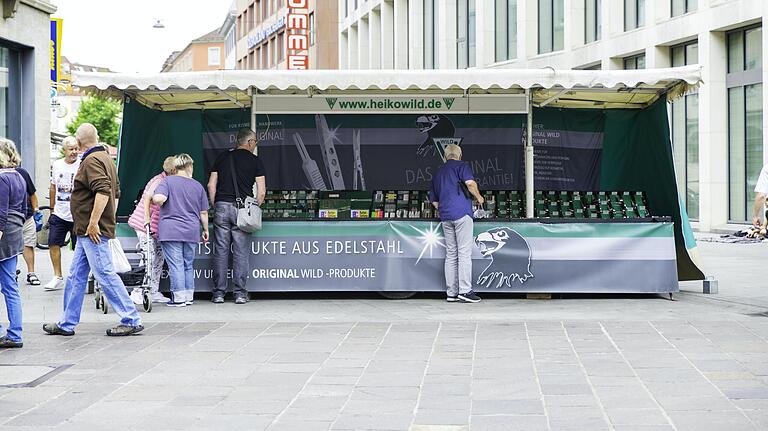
left=729, top=87, right=746, bottom=220
left=637, top=0, right=645, bottom=26
left=728, top=31, right=744, bottom=73
left=686, top=94, right=699, bottom=219
left=0, top=47, right=8, bottom=139
left=746, top=83, right=763, bottom=215
left=424, top=0, right=434, bottom=68
left=457, top=0, right=467, bottom=68
left=468, top=0, right=476, bottom=67
left=671, top=0, right=684, bottom=17
left=495, top=0, right=507, bottom=60
left=585, top=0, right=597, bottom=43
left=686, top=43, right=698, bottom=65
left=508, top=1, right=517, bottom=59
left=624, top=0, right=636, bottom=31
left=671, top=46, right=684, bottom=67
left=539, top=0, right=553, bottom=53
left=672, top=98, right=686, bottom=203
left=553, top=0, right=564, bottom=51
left=745, top=27, right=762, bottom=71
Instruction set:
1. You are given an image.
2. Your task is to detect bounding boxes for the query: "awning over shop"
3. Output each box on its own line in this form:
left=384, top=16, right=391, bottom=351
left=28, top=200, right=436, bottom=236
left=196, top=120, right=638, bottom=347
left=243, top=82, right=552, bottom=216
left=73, top=66, right=701, bottom=111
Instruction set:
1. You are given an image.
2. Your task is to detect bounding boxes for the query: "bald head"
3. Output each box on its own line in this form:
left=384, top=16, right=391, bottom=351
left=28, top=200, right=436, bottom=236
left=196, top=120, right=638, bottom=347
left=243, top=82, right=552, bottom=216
left=75, top=123, right=99, bottom=150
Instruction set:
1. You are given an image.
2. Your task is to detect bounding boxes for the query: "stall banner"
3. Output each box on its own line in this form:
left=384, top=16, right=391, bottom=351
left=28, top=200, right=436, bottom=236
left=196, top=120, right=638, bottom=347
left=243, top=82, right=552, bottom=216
left=117, top=221, right=678, bottom=294
left=202, top=112, right=604, bottom=192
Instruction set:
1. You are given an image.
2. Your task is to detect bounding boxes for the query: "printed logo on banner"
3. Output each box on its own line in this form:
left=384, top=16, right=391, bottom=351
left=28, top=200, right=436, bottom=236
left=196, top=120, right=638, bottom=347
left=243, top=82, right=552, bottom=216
left=442, top=98, right=455, bottom=109
left=474, top=227, right=533, bottom=287
left=416, top=114, right=458, bottom=158
left=325, top=98, right=338, bottom=110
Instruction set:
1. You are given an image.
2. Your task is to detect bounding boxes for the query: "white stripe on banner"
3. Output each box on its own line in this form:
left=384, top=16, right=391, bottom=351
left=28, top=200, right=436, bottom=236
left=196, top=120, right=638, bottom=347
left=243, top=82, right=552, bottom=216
left=526, top=237, right=676, bottom=261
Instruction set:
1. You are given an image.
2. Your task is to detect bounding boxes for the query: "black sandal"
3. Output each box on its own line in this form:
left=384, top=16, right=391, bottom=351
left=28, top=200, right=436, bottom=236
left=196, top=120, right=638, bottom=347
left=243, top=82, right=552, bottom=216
left=27, top=273, right=40, bottom=286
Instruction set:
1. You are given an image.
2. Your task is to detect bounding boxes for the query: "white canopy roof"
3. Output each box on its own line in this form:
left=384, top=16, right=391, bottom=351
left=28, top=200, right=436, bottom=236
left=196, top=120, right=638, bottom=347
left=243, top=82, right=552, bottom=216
left=73, top=66, right=702, bottom=111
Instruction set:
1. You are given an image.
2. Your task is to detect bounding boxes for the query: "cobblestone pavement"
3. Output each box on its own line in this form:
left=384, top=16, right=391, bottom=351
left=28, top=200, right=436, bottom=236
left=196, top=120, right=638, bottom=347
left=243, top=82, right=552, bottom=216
left=0, top=240, right=765, bottom=431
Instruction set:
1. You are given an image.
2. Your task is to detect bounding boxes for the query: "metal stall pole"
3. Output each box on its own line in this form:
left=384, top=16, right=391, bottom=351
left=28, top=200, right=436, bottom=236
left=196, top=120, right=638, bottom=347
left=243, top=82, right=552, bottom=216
left=249, top=87, right=257, bottom=154
left=525, top=89, right=534, bottom=218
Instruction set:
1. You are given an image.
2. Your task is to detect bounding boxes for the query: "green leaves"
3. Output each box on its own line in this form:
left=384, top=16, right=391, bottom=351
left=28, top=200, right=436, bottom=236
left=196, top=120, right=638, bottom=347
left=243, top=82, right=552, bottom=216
left=66, top=96, right=123, bottom=147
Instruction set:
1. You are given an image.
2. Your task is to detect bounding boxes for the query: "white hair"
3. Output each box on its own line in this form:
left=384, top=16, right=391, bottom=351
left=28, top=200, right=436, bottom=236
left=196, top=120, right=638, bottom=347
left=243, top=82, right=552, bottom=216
left=62, top=136, right=78, bottom=149
left=444, top=144, right=462, bottom=161
left=0, top=137, right=21, bottom=168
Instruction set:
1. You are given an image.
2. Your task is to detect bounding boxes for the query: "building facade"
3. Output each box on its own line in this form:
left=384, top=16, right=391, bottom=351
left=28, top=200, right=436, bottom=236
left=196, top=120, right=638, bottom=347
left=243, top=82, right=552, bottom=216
left=221, top=2, right=238, bottom=70
left=0, top=0, right=56, bottom=186
left=234, top=0, right=339, bottom=70
left=340, top=0, right=768, bottom=231
left=161, top=29, right=225, bottom=73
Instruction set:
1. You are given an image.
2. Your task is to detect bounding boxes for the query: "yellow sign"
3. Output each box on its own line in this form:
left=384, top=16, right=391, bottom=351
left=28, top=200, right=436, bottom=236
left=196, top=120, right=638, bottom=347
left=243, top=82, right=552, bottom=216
left=50, top=18, right=63, bottom=83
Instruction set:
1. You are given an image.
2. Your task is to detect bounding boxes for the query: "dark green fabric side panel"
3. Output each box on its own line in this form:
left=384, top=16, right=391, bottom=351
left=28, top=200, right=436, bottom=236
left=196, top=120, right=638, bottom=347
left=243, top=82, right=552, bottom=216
left=117, top=99, right=205, bottom=215
left=601, top=97, right=704, bottom=281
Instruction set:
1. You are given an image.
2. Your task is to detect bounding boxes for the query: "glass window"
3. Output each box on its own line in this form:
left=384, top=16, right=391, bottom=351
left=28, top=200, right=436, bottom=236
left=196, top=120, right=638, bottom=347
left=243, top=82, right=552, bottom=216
left=495, top=0, right=517, bottom=62
left=538, top=0, right=563, bottom=54
left=670, top=41, right=700, bottom=218
left=624, top=0, right=644, bottom=31
left=309, top=12, right=316, bottom=46
left=424, top=0, right=436, bottom=68
left=208, top=47, right=221, bottom=66
left=727, top=26, right=763, bottom=222
left=671, top=0, right=695, bottom=16
left=277, top=32, right=285, bottom=64
left=585, top=0, right=600, bottom=43
left=623, top=53, right=645, bottom=70
left=456, top=0, right=475, bottom=68
left=0, top=47, right=8, bottom=139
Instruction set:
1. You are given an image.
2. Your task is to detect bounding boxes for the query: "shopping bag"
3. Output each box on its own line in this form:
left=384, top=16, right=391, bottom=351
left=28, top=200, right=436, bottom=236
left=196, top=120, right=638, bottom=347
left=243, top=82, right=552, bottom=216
left=109, top=239, right=132, bottom=273
left=236, top=196, right=262, bottom=233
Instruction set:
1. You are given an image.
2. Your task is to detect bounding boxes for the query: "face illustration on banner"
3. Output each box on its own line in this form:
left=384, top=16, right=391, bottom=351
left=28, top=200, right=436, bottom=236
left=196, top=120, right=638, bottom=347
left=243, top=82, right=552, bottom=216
left=474, top=227, right=533, bottom=287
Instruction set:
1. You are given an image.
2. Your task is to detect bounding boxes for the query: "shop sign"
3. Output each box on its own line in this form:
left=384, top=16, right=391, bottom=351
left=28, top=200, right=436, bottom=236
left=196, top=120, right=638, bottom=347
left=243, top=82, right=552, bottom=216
left=50, top=18, right=63, bottom=83
left=286, top=0, right=309, bottom=69
left=247, top=15, right=286, bottom=49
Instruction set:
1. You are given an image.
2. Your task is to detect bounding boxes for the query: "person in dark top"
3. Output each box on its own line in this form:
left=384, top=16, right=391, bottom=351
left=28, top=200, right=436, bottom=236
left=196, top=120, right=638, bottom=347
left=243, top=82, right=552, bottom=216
left=14, top=167, right=40, bottom=286
left=0, top=138, right=28, bottom=348
left=430, top=144, right=484, bottom=303
left=207, top=128, right=266, bottom=304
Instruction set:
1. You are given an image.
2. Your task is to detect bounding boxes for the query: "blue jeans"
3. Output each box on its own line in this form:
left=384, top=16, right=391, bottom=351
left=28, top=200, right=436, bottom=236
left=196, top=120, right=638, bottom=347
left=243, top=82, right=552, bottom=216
left=58, top=236, right=142, bottom=332
left=161, top=241, right=196, bottom=303
left=0, top=256, right=22, bottom=342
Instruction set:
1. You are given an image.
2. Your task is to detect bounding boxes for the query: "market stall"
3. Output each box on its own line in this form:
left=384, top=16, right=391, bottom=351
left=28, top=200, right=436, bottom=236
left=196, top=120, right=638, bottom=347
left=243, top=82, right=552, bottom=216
left=74, top=67, right=704, bottom=295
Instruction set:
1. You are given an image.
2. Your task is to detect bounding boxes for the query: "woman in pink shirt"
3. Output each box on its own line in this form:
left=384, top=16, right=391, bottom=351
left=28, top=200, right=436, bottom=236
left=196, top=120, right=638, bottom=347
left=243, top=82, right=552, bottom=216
left=127, top=157, right=175, bottom=304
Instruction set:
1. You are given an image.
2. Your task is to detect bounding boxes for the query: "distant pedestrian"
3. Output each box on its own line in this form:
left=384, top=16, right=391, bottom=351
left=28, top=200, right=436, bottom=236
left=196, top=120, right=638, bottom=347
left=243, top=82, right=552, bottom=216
left=752, top=163, right=768, bottom=228
left=0, top=138, right=27, bottom=348
left=207, top=128, right=265, bottom=304
left=43, top=123, right=143, bottom=337
left=44, top=137, right=80, bottom=291
left=15, top=164, right=39, bottom=286
left=153, top=154, right=209, bottom=307
left=430, top=144, right=484, bottom=303
left=126, top=156, right=176, bottom=305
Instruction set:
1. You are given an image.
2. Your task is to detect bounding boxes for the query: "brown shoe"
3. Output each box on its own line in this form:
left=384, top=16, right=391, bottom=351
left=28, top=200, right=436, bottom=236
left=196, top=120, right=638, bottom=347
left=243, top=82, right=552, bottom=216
left=106, top=324, right=144, bottom=337
left=0, top=337, right=22, bottom=348
left=42, top=323, right=75, bottom=336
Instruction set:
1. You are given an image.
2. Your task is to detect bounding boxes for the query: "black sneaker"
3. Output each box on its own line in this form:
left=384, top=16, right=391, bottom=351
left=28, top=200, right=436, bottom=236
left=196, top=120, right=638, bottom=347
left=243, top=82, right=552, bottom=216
left=212, top=294, right=225, bottom=304
left=446, top=295, right=459, bottom=302
left=458, top=291, right=481, bottom=303
left=42, top=323, right=75, bottom=336
left=0, top=337, right=22, bottom=348
left=106, top=324, right=144, bottom=337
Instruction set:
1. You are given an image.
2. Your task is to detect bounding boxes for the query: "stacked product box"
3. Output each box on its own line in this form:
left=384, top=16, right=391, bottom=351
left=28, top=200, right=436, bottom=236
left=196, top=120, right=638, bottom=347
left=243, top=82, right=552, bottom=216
left=261, top=190, right=318, bottom=219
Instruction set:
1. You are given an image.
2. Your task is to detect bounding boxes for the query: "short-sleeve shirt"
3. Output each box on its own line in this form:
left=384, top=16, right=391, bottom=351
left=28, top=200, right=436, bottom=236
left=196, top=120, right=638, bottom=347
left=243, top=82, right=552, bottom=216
left=51, top=158, right=80, bottom=222
left=211, top=148, right=266, bottom=203
left=755, top=164, right=768, bottom=195
left=15, top=167, right=35, bottom=219
left=430, top=160, right=475, bottom=222
left=154, top=176, right=208, bottom=243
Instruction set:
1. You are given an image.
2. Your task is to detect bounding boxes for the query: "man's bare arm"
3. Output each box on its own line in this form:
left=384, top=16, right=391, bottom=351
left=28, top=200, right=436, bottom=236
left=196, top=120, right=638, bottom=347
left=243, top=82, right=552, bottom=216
left=465, top=180, right=484, bottom=204
left=207, top=172, right=218, bottom=206
left=753, top=192, right=766, bottom=227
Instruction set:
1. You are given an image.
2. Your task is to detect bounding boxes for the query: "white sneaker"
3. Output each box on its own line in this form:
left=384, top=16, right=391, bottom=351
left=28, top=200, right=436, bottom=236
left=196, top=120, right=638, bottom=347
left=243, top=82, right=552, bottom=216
left=151, top=292, right=170, bottom=303
left=44, top=277, right=65, bottom=291
left=129, top=289, right=144, bottom=306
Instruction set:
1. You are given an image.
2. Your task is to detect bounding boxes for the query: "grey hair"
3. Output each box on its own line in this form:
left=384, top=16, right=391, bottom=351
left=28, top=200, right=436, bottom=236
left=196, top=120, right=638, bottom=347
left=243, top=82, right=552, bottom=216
left=444, top=144, right=462, bottom=161
left=61, top=136, right=78, bottom=149
left=162, top=156, right=177, bottom=175
left=173, top=153, right=194, bottom=171
left=0, top=137, right=21, bottom=168
left=236, top=128, right=256, bottom=147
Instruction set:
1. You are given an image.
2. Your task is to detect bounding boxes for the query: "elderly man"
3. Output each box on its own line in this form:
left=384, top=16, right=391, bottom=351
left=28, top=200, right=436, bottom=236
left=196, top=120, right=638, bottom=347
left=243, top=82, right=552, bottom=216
left=752, top=163, right=768, bottom=228
left=207, top=128, right=266, bottom=304
left=430, top=144, right=484, bottom=303
left=44, top=137, right=80, bottom=291
left=43, top=123, right=143, bottom=337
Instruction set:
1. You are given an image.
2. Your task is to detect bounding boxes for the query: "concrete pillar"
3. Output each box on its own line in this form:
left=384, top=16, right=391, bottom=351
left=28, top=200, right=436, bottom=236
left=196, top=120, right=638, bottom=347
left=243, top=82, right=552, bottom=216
left=409, top=0, right=424, bottom=69
left=697, top=30, right=729, bottom=230
left=349, top=23, right=358, bottom=69
left=438, top=0, right=457, bottom=68
left=519, top=0, right=536, bottom=60
left=381, top=0, right=394, bottom=68
left=476, top=0, right=494, bottom=67
left=358, top=15, right=370, bottom=68
left=340, top=30, right=349, bottom=69
left=394, top=0, right=409, bottom=68
left=570, top=0, right=585, bottom=48
left=369, top=7, right=382, bottom=69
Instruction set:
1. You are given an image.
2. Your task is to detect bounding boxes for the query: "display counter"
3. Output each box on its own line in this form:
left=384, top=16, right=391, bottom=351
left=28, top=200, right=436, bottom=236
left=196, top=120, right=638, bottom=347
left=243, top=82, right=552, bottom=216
left=116, top=217, right=678, bottom=295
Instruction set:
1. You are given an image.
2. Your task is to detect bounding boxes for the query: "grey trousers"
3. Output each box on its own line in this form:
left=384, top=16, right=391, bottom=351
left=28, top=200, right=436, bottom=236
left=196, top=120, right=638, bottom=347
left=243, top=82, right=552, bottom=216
left=212, top=201, right=250, bottom=296
left=442, top=215, right=474, bottom=296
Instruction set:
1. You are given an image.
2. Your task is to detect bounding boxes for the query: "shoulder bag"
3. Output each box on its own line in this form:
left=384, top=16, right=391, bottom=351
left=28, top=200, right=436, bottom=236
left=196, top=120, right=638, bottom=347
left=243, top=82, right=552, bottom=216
left=228, top=153, right=262, bottom=232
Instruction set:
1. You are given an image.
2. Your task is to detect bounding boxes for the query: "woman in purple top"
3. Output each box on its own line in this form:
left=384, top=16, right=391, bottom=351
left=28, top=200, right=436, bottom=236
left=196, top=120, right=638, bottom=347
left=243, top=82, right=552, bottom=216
left=0, top=139, right=29, bottom=348
left=152, top=154, right=209, bottom=307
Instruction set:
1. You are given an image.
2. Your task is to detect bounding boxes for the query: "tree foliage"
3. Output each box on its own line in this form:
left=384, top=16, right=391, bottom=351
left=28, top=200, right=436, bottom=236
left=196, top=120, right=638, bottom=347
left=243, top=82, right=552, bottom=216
left=66, top=96, right=122, bottom=146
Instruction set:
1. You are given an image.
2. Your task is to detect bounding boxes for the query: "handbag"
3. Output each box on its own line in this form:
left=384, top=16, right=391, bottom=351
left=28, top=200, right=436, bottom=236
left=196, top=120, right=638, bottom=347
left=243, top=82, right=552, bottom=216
left=228, top=153, right=262, bottom=233
left=108, top=239, right=132, bottom=273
